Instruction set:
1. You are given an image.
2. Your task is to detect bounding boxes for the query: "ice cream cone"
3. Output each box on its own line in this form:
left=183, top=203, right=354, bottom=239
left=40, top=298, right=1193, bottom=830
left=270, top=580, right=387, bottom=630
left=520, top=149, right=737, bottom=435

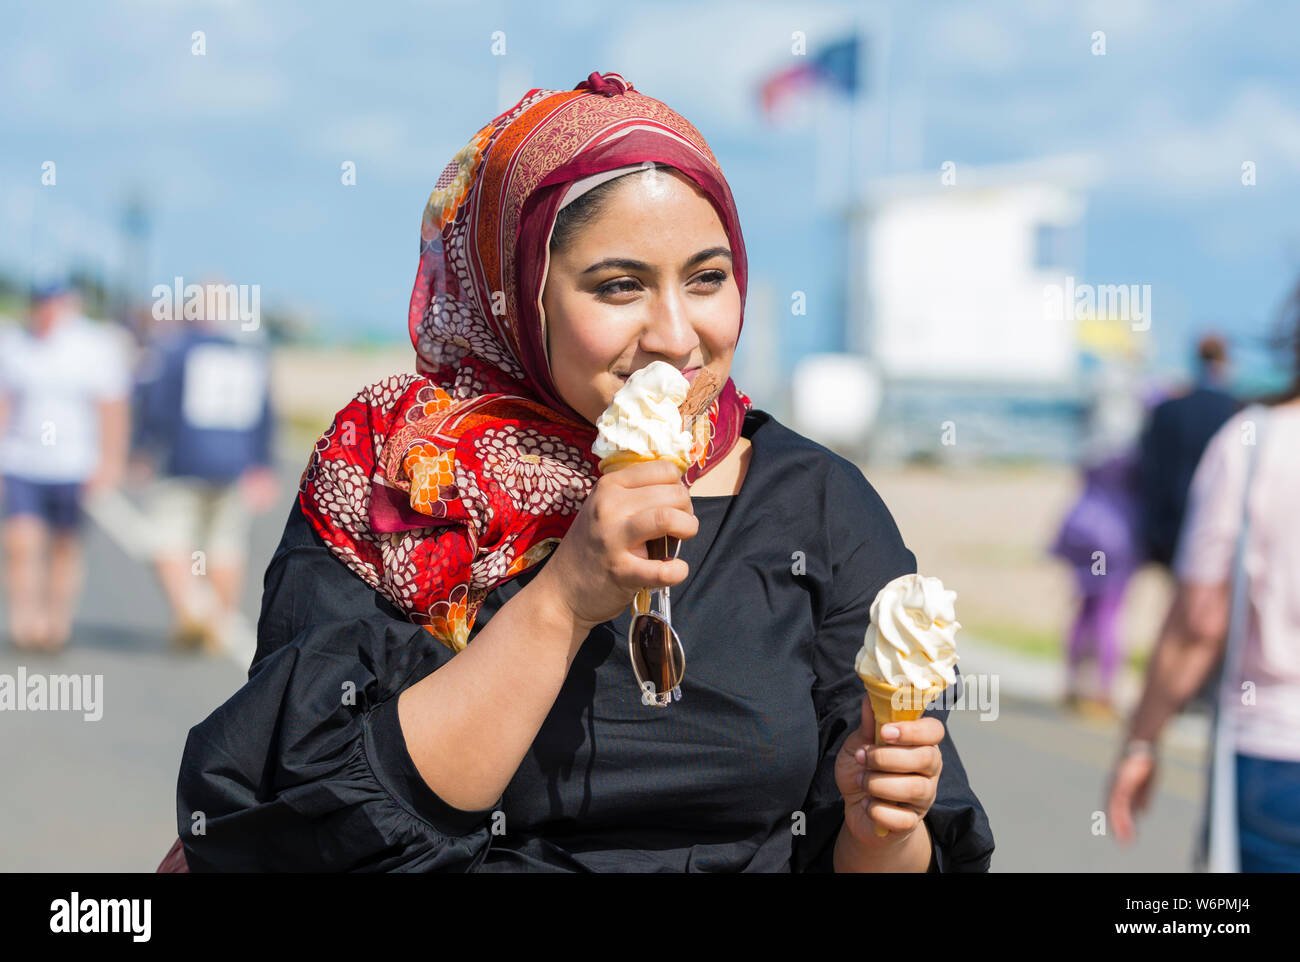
left=860, top=675, right=948, bottom=836
left=598, top=451, right=689, bottom=475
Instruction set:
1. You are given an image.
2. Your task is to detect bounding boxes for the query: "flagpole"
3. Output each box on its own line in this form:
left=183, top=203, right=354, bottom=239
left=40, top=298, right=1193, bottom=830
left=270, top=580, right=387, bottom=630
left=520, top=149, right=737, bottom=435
left=842, top=7, right=876, bottom=355
left=877, top=3, right=892, bottom=176
left=855, top=1, right=890, bottom=187
left=849, top=12, right=864, bottom=206
left=814, top=87, right=836, bottom=212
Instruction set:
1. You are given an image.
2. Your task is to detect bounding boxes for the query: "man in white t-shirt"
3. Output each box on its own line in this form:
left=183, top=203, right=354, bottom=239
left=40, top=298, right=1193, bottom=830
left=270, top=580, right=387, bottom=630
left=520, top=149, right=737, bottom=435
left=0, top=282, right=131, bottom=651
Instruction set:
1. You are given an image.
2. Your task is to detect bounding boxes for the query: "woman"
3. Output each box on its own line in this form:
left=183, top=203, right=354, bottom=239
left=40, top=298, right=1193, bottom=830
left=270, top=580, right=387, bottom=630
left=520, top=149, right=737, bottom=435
left=1108, top=289, right=1300, bottom=871
left=175, top=72, right=994, bottom=872
left=1049, top=358, right=1147, bottom=718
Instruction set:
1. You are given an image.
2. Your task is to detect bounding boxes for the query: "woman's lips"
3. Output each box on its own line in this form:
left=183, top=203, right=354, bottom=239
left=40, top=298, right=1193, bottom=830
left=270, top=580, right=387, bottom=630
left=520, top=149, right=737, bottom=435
left=616, top=366, right=701, bottom=383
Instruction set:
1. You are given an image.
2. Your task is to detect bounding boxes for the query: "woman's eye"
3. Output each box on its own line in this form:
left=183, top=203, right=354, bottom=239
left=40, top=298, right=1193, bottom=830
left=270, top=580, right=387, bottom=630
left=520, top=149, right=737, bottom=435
left=596, top=279, right=640, bottom=297
left=596, top=271, right=726, bottom=299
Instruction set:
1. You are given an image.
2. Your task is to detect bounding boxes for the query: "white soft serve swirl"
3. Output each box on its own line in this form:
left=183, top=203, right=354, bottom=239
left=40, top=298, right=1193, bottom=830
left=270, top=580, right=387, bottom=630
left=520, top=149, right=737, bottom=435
left=592, top=360, right=692, bottom=463
left=854, top=573, right=961, bottom=690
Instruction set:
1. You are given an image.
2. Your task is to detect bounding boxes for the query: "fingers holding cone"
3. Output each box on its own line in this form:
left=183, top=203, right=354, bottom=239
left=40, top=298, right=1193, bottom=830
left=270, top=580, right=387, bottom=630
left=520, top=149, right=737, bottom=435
left=598, top=454, right=688, bottom=618
left=858, top=679, right=944, bottom=836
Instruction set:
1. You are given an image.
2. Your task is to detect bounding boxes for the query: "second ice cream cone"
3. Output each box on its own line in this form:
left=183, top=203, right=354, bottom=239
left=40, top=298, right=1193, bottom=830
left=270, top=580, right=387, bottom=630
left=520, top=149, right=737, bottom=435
left=861, top=676, right=947, bottom=837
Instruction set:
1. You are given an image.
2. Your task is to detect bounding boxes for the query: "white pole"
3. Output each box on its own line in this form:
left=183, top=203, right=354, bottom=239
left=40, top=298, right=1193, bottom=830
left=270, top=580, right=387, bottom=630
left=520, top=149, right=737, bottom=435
left=844, top=5, right=888, bottom=354
left=814, top=88, right=837, bottom=212
left=878, top=4, right=892, bottom=176
left=857, top=0, right=892, bottom=182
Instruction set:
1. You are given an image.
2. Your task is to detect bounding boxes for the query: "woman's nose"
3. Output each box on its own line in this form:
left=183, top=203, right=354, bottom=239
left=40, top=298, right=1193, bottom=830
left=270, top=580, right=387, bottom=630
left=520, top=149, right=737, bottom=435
left=639, top=287, right=698, bottom=358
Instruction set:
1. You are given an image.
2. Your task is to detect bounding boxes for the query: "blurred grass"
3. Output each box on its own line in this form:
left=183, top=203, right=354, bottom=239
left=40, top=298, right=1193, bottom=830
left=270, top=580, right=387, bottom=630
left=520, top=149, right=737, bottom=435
left=966, top=618, right=1150, bottom=672
left=280, top=412, right=330, bottom=460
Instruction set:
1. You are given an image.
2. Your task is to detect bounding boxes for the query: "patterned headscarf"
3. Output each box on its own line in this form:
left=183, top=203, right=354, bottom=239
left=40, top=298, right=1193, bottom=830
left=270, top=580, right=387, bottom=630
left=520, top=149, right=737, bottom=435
left=298, top=72, right=753, bottom=653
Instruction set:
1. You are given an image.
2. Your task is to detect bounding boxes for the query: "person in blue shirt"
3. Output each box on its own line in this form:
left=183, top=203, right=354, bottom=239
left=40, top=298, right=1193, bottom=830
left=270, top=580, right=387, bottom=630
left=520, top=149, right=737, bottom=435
left=1137, top=335, right=1241, bottom=571
left=131, top=291, right=277, bottom=654
left=1135, top=334, right=1241, bottom=711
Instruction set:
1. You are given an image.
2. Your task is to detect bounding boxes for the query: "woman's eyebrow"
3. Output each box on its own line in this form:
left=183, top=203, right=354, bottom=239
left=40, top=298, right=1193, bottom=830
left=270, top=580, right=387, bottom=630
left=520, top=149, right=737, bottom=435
left=580, top=247, right=733, bottom=276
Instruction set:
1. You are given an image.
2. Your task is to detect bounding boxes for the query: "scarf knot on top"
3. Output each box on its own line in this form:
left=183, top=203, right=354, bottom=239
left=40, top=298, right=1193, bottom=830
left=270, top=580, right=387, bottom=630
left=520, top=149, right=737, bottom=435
left=575, top=71, right=633, bottom=96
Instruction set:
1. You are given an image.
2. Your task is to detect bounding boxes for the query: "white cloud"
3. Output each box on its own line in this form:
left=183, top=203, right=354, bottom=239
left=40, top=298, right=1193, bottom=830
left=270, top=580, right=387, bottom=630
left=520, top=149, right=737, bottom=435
left=0, top=186, right=124, bottom=281
left=924, top=8, right=1031, bottom=78
left=1102, top=83, right=1300, bottom=199
left=1072, top=0, right=1162, bottom=36
left=1069, top=0, right=1248, bottom=44
left=312, top=112, right=463, bottom=185
left=0, top=1, right=291, bottom=131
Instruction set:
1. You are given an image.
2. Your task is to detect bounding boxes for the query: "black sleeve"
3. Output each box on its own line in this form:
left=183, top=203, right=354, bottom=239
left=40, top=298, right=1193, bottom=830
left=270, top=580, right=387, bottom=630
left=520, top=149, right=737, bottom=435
left=176, top=500, right=498, bottom=871
left=791, top=460, right=996, bottom=873
left=1136, top=407, right=1168, bottom=562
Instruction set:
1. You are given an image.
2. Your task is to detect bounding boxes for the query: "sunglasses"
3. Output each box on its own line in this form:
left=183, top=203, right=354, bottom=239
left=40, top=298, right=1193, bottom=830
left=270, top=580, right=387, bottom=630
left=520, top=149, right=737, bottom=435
left=629, top=534, right=685, bottom=707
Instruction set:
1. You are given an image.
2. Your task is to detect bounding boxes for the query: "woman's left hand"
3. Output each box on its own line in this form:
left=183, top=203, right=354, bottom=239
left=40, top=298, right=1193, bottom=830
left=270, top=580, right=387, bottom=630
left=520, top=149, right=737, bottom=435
left=834, top=695, right=945, bottom=847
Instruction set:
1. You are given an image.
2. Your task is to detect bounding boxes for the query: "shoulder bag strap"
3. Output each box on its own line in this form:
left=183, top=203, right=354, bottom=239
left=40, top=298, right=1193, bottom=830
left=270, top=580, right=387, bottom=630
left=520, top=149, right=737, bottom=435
left=1199, top=404, right=1268, bottom=872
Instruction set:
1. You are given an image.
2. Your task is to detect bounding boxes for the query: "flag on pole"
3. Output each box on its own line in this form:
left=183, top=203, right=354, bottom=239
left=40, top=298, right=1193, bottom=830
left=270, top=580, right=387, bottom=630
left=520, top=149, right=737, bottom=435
left=758, top=34, right=863, bottom=121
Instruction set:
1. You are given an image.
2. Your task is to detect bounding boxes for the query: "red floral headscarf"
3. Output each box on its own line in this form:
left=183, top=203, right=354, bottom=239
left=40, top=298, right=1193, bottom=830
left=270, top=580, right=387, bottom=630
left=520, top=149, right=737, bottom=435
left=298, top=72, right=753, bottom=653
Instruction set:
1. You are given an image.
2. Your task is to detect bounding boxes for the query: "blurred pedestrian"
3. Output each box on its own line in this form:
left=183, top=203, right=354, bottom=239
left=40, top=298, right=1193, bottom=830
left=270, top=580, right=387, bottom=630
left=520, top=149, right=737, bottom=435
left=1049, top=359, right=1148, bottom=719
left=0, top=281, right=131, bottom=652
left=130, top=278, right=276, bottom=655
left=1137, top=334, right=1241, bottom=571
left=1108, top=285, right=1300, bottom=871
left=1136, top=334, right=1242, bottom=713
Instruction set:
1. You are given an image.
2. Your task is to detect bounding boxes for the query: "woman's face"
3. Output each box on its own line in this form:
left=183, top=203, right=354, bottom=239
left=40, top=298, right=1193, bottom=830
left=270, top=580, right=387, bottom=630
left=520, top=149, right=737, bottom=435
left=542, top=167, right=741, bottom=426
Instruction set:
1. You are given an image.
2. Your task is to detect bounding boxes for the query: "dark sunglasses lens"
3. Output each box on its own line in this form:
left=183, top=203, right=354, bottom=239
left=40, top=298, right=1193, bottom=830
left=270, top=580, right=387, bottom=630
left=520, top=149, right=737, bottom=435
left=630, top=613, right=684, bottom=694
left=646, top=535, right=680, bottom=562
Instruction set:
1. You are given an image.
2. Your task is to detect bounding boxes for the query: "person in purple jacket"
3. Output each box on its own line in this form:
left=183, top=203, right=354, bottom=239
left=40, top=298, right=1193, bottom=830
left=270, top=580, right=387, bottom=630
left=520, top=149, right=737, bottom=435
left=131, top=288, right=277, bottom=654
left=1050, top=358, right=1151, bottom=719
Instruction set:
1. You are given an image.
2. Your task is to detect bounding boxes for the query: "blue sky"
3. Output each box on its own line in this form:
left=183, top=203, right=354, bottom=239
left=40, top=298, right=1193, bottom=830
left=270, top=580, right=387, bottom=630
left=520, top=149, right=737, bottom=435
left=3, top=0, right=1298, bottom=384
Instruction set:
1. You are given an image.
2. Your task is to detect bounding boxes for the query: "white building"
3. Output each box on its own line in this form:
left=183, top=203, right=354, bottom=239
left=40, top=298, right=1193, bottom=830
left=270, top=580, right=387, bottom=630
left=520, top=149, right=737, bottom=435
left=855, top=157, right=1094, bottom=381
left=794, top=157, right=1098, bottom=462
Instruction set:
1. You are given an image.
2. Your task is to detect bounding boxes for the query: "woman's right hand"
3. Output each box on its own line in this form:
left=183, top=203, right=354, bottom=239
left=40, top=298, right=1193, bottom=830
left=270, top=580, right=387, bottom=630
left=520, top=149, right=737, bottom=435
left=536, top=459, right=699, bottom=630
left=1107, top=752, right=1157, bottom=844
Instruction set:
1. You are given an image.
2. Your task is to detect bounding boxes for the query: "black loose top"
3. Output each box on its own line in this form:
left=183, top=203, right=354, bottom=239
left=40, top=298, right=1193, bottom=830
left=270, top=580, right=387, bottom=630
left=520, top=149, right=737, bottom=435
left=177, top=409, right=995, bottom=872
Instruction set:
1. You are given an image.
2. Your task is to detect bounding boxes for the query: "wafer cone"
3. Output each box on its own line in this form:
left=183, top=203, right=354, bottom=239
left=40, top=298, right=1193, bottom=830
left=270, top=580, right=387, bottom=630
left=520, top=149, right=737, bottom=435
left=597, top=451, right=689, bottom=474
left=860, top=675, right=948, bottom=836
